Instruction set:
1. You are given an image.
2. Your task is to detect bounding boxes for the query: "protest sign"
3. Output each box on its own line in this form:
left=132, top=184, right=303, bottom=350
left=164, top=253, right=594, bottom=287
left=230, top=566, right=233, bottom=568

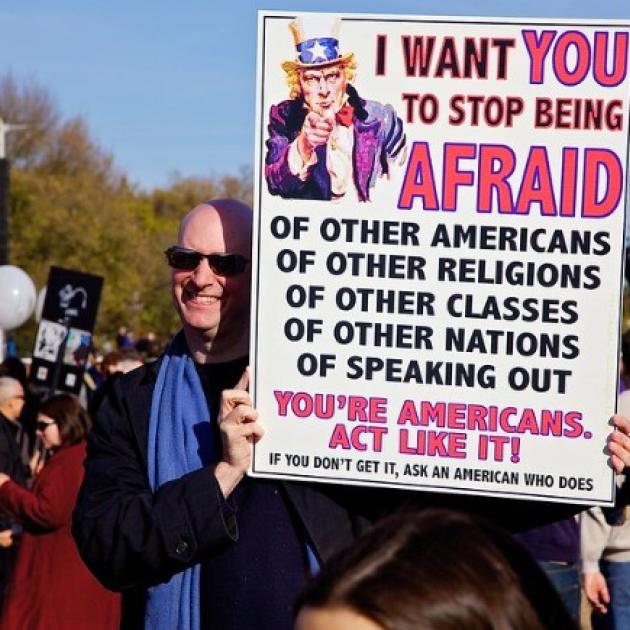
left=250, top=11, right=630, bottom=504
left=31, top=266, right=103, bottom=394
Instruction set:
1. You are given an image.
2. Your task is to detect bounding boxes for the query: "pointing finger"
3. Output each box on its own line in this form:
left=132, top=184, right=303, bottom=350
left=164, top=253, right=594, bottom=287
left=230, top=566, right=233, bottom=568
left=234, top=367, right=250, bottom=392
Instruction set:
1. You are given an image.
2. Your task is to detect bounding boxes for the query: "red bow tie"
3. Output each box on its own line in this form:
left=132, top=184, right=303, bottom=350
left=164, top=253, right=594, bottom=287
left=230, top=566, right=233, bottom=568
left=336, top=104, right=354, bottom=127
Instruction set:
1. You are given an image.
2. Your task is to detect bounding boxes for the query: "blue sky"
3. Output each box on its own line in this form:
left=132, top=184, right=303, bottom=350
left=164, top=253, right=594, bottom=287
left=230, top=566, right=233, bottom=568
left=1, top=1, right=629, bottom=190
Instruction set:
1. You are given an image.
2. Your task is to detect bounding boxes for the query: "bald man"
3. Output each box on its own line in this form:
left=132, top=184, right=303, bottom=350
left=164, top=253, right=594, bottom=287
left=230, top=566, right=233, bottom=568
left=73, top=200, right=364, bottom=630
left=0, top=377, right=28, bottom=601
left=73, top=200, right=630, bottom=630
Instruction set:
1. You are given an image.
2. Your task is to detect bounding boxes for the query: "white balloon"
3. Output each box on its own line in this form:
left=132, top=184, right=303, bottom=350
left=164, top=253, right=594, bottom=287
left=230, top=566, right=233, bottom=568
left=0, top=265, right=37, bottom=330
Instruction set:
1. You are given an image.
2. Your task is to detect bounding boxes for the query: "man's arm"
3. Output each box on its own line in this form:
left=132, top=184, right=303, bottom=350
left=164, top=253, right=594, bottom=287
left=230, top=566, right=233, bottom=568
left=265, top=102, right=314, bottom=198
left=379, top=104, right=406, bottom=167
left=580, top=507, right=611, bottom=614
left=72, top=378, right=239, bottom=592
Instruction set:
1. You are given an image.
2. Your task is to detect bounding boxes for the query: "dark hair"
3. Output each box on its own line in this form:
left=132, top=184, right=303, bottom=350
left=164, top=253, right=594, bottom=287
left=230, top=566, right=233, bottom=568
left=297, top=509, right=577, bottom=630
left=39, top=393, right=91, bottom=446
left=101, top=351, right=122, bottom=376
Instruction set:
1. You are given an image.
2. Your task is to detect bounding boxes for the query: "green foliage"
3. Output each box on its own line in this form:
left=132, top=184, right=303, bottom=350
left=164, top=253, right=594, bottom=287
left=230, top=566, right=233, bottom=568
left=151, top=166, right=253, bottom=219
left=0, top=74, right=253, bottom=353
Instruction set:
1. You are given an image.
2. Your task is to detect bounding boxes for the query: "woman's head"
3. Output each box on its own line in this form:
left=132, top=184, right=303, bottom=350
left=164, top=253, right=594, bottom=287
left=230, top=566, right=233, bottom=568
left=296, top=509, right=577, bottom=630
left=37, top=393, right=91, bottom=449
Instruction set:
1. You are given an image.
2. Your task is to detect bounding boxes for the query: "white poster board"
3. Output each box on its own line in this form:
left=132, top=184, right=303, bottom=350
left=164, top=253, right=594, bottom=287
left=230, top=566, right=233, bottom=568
left=251, top=11, right=630, bottom=505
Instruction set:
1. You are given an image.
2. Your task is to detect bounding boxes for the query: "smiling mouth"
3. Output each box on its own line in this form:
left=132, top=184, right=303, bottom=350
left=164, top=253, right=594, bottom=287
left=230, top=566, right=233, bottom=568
left=184, top=289, right=220, bottom=305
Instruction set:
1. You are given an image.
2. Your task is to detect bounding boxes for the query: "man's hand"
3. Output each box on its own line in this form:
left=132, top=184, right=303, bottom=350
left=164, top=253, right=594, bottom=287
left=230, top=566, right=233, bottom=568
left=583, top=571, right=610, bottom=614
left=608, top=415, right=630, bottom=473
left=0, top=473, right=10, bottom=488
left=214, top=368, right=264, bottom=498
left=297, top=111, right=335, bottom=162
left=0, top=530, right=12, bottom=549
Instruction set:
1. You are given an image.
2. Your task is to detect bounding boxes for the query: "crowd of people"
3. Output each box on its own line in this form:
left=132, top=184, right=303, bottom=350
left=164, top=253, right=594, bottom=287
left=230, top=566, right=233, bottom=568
left=0, top=332, right=164, bottom=628
left=1, top=5, right=629, bottom=628
left=0, top=198, right=628, bottom=630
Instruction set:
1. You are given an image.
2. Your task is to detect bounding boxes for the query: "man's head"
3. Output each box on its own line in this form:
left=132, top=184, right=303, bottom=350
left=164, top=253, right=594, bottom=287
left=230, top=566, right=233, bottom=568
left=297, top=63, right=349, bottom=117
left=0, top=376, right=25, bottom=422
left=282, top=15, right=356, bottom=103
left=167, top=199, right=252, bottom=363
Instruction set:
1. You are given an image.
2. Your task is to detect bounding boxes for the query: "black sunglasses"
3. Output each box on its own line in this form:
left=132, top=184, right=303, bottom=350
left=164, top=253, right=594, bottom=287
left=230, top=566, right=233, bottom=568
left=36, top=420, right=56, bottom=432
left=164, top=247, right=249, bottom=276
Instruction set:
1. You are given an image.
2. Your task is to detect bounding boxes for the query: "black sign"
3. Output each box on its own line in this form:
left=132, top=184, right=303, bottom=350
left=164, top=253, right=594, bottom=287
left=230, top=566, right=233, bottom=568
left=30, top=267, right=103, bottom=395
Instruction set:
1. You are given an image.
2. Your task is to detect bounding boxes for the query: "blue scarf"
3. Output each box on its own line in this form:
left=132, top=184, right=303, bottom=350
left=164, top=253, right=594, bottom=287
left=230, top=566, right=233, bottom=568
left=145, top=333, right=215, bottom=630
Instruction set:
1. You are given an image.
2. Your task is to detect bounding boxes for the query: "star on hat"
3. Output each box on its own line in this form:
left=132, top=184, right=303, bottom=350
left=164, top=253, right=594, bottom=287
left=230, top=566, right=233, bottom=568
left=282, top=14, right=355, bottom=72
left=305, top=40, right=330, bottom=64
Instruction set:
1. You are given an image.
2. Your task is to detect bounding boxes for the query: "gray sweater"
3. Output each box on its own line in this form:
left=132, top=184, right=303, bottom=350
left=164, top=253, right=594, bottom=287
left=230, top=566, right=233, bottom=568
left=580, top=485, right=630, bottom=573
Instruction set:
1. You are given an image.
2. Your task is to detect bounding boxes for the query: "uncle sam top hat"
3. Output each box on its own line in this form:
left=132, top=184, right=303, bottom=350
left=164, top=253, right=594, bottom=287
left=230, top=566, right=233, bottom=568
left=282, top=14, right=355, bottom=72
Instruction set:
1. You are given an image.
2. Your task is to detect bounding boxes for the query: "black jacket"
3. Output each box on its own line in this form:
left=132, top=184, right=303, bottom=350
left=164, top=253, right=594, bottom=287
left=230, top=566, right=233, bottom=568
left=72, top=360, right=368, bottom=628
left=72, top=359, right=582, bottom=627
left=0, top=414, right=28, bottom=531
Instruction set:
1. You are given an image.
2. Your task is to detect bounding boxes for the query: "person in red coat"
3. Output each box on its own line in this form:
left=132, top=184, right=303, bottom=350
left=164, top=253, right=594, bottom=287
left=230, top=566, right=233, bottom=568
left=0, top=393, right=120, bottom=629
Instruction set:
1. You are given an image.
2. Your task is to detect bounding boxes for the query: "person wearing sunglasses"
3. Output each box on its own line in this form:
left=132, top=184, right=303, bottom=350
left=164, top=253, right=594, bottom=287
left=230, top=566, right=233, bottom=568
left=73, top=199, right=365, bottom=630
left=0, top=377, right=27, bottom=594
left=72, top=198, right=630, bottom=630
left=0, top=393, right=120, bottom=628
left=0, top=376, right=30, bottom=606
